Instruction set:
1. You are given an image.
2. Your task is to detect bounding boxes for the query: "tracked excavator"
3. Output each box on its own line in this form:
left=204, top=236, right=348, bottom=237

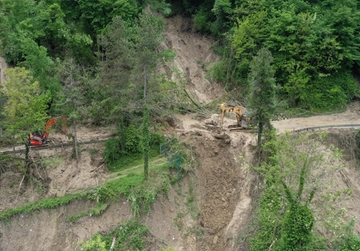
left=29, top=116, right=66, bottom=146
left=220, top=103, right=252, bottom=129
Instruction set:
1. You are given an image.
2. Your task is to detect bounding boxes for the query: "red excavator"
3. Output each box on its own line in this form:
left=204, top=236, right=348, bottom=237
left=29, top=116, right=66, bottom=146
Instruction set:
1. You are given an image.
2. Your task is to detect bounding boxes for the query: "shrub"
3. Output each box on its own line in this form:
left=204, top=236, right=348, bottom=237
left=103, top=125, right=166, bottom=166
left=79, top=220, right=151, bottom=251
left=300, top=70, right=359, bottom=112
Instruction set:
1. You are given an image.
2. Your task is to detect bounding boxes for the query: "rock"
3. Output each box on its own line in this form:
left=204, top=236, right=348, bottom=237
left=204, top=114, right=220, bottom=126
left=213, top=235, right=218, bottom=244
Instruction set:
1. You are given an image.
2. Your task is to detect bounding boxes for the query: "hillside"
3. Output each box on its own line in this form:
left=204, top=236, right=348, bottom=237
left=1, top=15, right=360, bottom=251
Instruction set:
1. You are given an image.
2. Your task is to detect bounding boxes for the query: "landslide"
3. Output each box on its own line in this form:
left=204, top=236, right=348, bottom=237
left=1, top=15, right=360, bottom=251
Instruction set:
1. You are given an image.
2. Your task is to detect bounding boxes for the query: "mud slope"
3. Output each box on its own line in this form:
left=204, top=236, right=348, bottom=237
left=162, top=15, right=224, bottom=105
left=184, top=129, right=256, bottom=251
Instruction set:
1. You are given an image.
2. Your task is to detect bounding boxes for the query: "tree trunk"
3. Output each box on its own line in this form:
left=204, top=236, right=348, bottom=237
left=143, top=108, right=149, bottom=180
left=257, top=120, right=263, bottom=149
left=143, top=65, right=149, bottom=179
left=73, top=119, right=79, bottom=168
left=143, top=65, right=147, bottom=103
left=25, top=142, right=30, bottom=161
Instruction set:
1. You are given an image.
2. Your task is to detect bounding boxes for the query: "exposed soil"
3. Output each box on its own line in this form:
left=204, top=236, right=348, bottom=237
left=1, top=15, right=360, bottom=251
left=162, top=15, right=224, bottom=104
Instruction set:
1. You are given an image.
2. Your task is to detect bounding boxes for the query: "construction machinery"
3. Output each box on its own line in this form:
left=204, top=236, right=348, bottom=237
left=29, top=116, right=66, bottom=146
left=220, top=103, right=252, bottom=129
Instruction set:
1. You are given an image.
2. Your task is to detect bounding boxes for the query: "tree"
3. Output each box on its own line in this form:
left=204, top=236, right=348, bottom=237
left=247, top=47, right=277, bottom=149
left=131, top=12, right=165, bottom=179
left=98, top=12, right=165, bottom=179
left=96, top=15, right=137, bottom=159
left=1, top=67, right=50, bottom=157
left=97, top=16, right=135, bottom=122
left=211, top=0, right=233, bottom=36
left=231, top=9, right=268, bottom=80
left=18, top=37, right=59, bottom=94
left=54, top=59, right=87, bottom=166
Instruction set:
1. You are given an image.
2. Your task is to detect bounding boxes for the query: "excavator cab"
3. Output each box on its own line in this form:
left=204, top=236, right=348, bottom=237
left=29, top=131, right=47, bottom=146
left=240, top=111, right=252, bottom=128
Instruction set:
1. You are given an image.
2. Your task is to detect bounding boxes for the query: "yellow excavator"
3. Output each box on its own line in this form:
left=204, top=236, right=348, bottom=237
left=220, top=103, right=251, bottom=129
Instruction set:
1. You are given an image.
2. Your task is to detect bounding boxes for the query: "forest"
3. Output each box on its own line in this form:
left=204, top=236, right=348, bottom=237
left=1, top=0, right=360, bottom=135
left=1, top=0, right=360, bottom=250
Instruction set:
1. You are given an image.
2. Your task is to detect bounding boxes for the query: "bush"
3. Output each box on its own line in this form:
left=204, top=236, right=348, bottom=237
left=103, top=125, right=166, bottom=166
left=194, top=6, right=212, bottom=33
left=79, top=220, right=151, bottom=251
left=102, top=137, right=123, bottom=165
left=300, top=70, right=359, bottom=112
left=333, top=218, right=360, bottom=251
left=124, top=124, right=143, bottom=154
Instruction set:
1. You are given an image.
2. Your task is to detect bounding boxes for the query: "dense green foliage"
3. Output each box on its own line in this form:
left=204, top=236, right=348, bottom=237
left=2, top=0, right=358, bottom=134
left=1, top=67, right=50, bottom=143
left=0, top=0, right=182, bottom=171
left=103, top=128, right=166, bottom=169
left=1, top=0, right=359, bottom=139
left=185, top=0, right=360, bottom=111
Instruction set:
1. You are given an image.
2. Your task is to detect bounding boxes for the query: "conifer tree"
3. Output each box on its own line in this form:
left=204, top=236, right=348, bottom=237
left=247, top=47, right=277, bottom=149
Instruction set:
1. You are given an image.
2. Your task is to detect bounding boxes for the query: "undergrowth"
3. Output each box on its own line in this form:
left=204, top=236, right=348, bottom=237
left=77, top=219, right=182, bottom=251
left=246, top=130, right=359, bottom=250
left=78, top=219, right=153, bottom=251
left=0, top=192, right=89, bottom=221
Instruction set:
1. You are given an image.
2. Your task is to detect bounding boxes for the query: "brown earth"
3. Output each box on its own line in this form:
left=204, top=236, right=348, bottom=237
left=1, top=15, right=360, bottom=251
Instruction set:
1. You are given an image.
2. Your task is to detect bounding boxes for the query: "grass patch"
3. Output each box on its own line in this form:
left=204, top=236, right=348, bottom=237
left=66, top=202, right=109, bottom=223
left=106, top=147, right=159, bottom=172
left=109, top=156, right=167, bottom=179
left=174, top=212, right=184, bottom=231
left=0, top=192, right=89, bottom=221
